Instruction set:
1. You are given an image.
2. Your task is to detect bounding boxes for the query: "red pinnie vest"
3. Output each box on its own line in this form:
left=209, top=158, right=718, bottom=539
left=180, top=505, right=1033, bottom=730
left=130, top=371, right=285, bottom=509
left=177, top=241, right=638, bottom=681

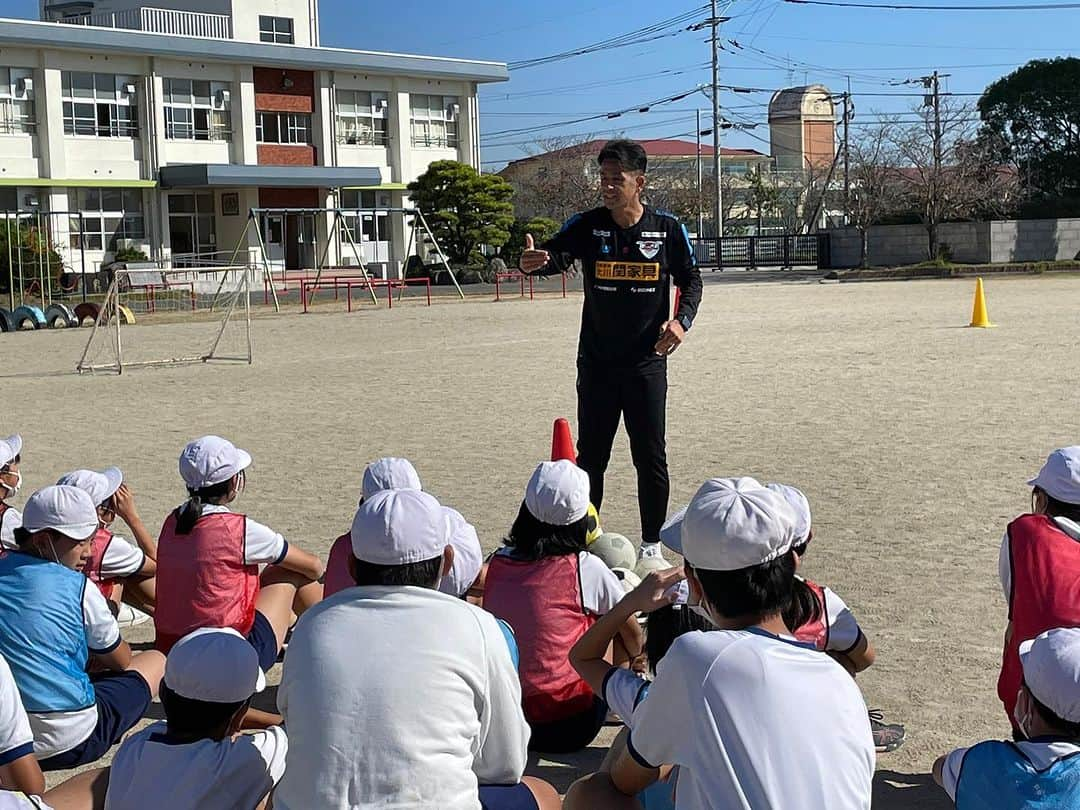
left=154, top=509, right=257, bottom=653
left=484, top=552, right=596, bottom=723
left=83, top=527, right=118, bottom=599
left=792, top=577, right=830, bottom=651
left=998, top=513, right=1080, bottom=723
left=323, top=533, right=353, bottom=598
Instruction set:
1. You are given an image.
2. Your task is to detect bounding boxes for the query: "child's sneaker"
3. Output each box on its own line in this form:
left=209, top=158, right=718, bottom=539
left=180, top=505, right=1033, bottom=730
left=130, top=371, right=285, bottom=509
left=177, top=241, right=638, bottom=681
left=637, top=542, right=666, bottom=563
left=868, top=709, right=906, bottom=753
left=116, top=604, right=151, bottom=629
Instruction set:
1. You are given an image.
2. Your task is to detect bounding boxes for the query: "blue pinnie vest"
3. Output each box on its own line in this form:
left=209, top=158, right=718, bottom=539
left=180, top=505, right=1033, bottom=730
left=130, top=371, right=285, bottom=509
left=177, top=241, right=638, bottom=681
left=956, top=739, right=1080, bottom=809
left=0, top=552, right=95, bottom=713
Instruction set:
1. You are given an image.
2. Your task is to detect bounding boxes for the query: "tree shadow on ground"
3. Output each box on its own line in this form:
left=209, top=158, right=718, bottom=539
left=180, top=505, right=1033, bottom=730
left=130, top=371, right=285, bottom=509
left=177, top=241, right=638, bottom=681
left=874, top=770, right=951, bottom=810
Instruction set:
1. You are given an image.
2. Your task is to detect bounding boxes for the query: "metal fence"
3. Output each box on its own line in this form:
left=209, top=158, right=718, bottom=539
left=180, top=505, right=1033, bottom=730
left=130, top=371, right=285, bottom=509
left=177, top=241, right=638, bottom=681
left=691, top=234, right=830, bottom=269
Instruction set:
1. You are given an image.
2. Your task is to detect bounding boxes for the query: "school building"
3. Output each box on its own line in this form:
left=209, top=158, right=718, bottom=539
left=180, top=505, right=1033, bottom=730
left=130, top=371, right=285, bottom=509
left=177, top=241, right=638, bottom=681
left=0, top=0, right=507, bottom=277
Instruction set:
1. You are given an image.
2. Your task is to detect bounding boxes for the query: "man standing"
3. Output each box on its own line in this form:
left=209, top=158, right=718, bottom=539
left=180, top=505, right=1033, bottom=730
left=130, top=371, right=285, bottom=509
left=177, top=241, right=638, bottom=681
left=521, top=139, right=702, bottom=562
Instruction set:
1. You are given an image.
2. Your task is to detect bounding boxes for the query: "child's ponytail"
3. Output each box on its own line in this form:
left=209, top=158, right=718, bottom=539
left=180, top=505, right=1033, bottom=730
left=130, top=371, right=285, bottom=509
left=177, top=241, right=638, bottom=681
left=174, top=478, right=232, bottom=534
left=783, top=577, right=824, bottom=635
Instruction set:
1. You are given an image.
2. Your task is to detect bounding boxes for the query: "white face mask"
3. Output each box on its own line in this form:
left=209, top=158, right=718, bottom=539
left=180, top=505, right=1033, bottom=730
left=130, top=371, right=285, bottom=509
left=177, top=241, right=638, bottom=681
left=1013, top=700, right=1032, bottom=740
left=1, top=470, right=21, bottom=497
left=687, top=595, right=718, bottom=627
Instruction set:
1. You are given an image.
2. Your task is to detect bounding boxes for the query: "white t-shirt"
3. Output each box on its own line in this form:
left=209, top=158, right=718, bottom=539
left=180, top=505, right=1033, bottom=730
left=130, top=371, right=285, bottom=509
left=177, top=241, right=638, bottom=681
left=0, top=507, right=22, bottom=551
left=0, top=795, right=50, bottom=810
left=820, top=585, right=862, bottom=653
left=29, top=584, right=121, bottom=758
left=0, top=653, right=33, bottom=769
left=104, top=722, right=287, bottom=810
left=938, top=738, right=1080, bottom=801
left=276, top=586, right=530, bottom=810
left=603, top=667, right=650, bottom=726
left=627, top=628, right=875, bottom=810
left=100, top=533, right=145, bottom=579
left=999, top=516, right=1080, bottom=601
left=199, top=505, right=287, bottom=565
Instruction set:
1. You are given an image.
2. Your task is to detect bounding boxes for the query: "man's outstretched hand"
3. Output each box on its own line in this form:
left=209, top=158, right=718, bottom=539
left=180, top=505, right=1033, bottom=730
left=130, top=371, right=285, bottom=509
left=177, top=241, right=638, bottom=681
left=519, top=233, right=550, bottom=274
left=654, top=319, right=686, bottom=356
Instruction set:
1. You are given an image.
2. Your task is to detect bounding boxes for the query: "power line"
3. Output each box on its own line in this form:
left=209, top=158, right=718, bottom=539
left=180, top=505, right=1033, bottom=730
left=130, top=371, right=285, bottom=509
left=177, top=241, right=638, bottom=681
left=480, top=63, right=710, bottom=103
left=784, top=0, right=1080, bottom=8
left=507, top=6, right=708, bottom=70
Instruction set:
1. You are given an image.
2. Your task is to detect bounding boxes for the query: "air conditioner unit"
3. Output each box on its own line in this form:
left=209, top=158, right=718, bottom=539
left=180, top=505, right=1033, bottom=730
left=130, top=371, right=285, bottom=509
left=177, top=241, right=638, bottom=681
left=15, top=77, right=33, bottom=99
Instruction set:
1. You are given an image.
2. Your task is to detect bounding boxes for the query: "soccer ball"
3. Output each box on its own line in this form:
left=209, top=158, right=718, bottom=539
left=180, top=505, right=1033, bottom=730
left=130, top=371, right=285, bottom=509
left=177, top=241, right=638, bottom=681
left=589, top=532, right=637, bottom=571
left=635, top=554, right=673, bottom=580
left=585, top=502, right=603, bottom=544
left=611, top=567, right=642, bottom=594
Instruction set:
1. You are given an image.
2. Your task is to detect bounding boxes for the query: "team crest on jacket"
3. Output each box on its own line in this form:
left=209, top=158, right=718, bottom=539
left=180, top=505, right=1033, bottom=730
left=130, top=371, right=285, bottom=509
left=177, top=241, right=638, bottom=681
left=637, top=240, right=662, bottom=259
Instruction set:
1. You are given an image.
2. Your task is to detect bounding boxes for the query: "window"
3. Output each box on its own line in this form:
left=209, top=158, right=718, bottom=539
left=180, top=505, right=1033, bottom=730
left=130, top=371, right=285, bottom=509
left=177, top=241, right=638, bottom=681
left=340, top=190, right=390, bottom=244
left=335, top=90, right=388, bottom=146
left=61, top=72, right=138, bottom=138
left=68, top=188, right=144, bottom=251
left=163, top=79, right=231, bottom=141
left=410, top=94, right=459, bottom=148
left=259, top=15, right=294, bottom=43
left=256, top=111, right=311, bottom=144
left=0, top=68, right=35, bottom=135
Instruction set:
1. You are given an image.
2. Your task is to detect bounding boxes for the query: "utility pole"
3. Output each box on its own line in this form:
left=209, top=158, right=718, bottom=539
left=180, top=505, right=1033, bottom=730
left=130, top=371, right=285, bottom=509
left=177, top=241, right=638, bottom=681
left=929, top=70, right=942, bottom=177
left=842, top=76, right=852, bottom=222
left=696, top=108, right=704, bottom=236
left=710, top=0, right=723, bottom=240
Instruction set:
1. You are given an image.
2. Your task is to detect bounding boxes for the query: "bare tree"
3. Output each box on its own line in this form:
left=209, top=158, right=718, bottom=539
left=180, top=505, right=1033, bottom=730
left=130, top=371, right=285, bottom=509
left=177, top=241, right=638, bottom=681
left=645, top=162, right=741, bottom=235
left=503, top=136, right=602, bottom=223
left=886, top=99, right=1017, bottom=260
left=846, top=124, right=906, bottom=266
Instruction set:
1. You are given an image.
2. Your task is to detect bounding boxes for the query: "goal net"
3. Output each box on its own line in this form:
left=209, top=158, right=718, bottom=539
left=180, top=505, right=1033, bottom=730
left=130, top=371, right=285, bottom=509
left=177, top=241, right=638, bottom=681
left=76, top=266, right=253, bottom=374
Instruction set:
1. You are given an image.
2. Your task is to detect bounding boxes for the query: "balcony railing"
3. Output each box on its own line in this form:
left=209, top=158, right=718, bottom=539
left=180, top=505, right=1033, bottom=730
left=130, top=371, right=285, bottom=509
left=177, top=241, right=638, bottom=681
left=59, top=7, right=232, bottom=39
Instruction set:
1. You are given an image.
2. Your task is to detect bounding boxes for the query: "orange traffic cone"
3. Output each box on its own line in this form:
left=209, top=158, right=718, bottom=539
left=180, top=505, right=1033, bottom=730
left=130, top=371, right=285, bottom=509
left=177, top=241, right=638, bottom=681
left=968, top=277, right=995, bottom=328
left=551, top=418, right=577, bottom=463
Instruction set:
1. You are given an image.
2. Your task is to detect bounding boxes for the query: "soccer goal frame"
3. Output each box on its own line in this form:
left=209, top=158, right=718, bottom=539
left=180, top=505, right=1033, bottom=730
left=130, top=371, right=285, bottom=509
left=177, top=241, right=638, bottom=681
left=75, top=266, right=253, bottom=375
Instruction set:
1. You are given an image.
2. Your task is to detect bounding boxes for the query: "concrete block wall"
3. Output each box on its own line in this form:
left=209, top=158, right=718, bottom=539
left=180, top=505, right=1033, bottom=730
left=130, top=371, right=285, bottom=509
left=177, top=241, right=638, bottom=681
left=989, top=219, right=1080, bottom=263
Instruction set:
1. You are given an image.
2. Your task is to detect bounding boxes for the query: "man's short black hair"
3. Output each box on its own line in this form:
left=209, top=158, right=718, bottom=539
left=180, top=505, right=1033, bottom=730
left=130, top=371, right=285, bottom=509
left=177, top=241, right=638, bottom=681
left=598, top=139, right=647, bottom=174
left=160, top=682, right=248, bottom=738
left=352, top=555, right=443, bottom=588
left=691, top=550, right=796, bottom=622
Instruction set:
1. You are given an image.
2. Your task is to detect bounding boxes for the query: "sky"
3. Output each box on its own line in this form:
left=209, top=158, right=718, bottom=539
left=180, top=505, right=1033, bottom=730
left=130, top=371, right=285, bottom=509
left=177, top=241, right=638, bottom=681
left=8, top=0, right=1078, bottom=169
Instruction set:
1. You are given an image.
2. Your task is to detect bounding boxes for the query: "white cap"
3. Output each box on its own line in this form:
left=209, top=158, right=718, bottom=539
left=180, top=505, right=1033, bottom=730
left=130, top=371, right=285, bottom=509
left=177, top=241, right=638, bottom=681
left=21, top=485, right=99, bottom=540
left=524, top=460, right=590, bottom=526
left=766, top=483, right=811, bottom=545
left=0, top=435, right=21, bottom=468
left=179, top=436, right=252, bottom=490
left=56, top=467, right=123, bottom=507
left=362, top=457, right=422, bottom=501
left=1019, top=627, right=1080, bottom=724
left=350, top=489, right=450, bottom=566
left=660, top=477, right=797, bottom=572
left=165, top=628, right=266, bottom=703
left=1029, top=447, right=1080, bottom=506
left=438, top=507, right=483, bottom=598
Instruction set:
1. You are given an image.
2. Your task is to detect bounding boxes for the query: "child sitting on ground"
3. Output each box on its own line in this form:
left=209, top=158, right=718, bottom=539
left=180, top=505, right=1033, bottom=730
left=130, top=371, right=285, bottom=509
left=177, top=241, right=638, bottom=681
left=767, top=482, right=906, bottom=753
left=0, top=485, right=165, bottom=771
left=154, top=436, right=324, bottom=676
left=484, top=460, right=642, bottom=754
left=104, top=627, right=288, bottom=810
left=56, top=467, right=157, bottom=626
left=0, top=435, right=24, bottom=551
left=935, top=627, right=1080, bottom=807
left=997, top=446, right=1080, bottom=734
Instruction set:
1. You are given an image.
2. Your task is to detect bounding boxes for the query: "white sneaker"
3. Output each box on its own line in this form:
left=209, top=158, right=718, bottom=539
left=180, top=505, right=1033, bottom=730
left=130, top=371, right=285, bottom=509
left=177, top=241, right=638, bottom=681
left=116, top=604, right=151, bottom=628
left=635, top=543, right=673, bottom=579
left=637, top=542, right=665, bottom=562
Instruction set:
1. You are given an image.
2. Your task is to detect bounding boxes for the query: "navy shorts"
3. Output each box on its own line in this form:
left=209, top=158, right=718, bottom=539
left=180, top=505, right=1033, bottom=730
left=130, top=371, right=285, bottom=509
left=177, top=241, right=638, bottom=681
left=527, top=695, right=607, bottom=754
left=246, top=610, right=279, bottom=672
left=479, top=783, right=539, bottom=810
left=38, top=670, right=152, bottom=771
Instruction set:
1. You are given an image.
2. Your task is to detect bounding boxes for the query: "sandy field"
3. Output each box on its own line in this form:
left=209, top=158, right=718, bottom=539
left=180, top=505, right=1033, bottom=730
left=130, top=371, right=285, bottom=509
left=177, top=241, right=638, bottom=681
left=8, top=273, right=1079, bottom=807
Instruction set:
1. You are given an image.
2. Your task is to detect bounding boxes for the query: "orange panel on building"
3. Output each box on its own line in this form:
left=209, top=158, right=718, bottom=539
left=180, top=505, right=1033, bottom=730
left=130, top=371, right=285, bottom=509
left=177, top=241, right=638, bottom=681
left=803, top=120, right=835, bottom=168
left=259, top=188, right=320, bottom=209
left=254, top=67, right=315, bottom=113
left=257, top=144, right=317, bottom=166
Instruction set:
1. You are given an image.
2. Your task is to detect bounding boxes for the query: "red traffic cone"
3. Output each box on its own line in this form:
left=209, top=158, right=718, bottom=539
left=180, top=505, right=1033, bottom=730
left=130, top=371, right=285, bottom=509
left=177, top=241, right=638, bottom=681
left=551, top=418, right=577, bottom=463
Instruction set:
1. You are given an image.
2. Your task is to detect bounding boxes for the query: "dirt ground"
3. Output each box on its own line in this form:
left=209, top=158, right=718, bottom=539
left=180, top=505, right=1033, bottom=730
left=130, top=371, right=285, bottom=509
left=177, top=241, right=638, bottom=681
left=8, top=273, right=1079, bottom=807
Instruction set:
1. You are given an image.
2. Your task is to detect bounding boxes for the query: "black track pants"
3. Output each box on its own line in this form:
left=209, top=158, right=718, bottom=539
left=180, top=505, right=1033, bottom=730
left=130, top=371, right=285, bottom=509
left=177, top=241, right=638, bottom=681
left=576, top=363, right=669, bottom=545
